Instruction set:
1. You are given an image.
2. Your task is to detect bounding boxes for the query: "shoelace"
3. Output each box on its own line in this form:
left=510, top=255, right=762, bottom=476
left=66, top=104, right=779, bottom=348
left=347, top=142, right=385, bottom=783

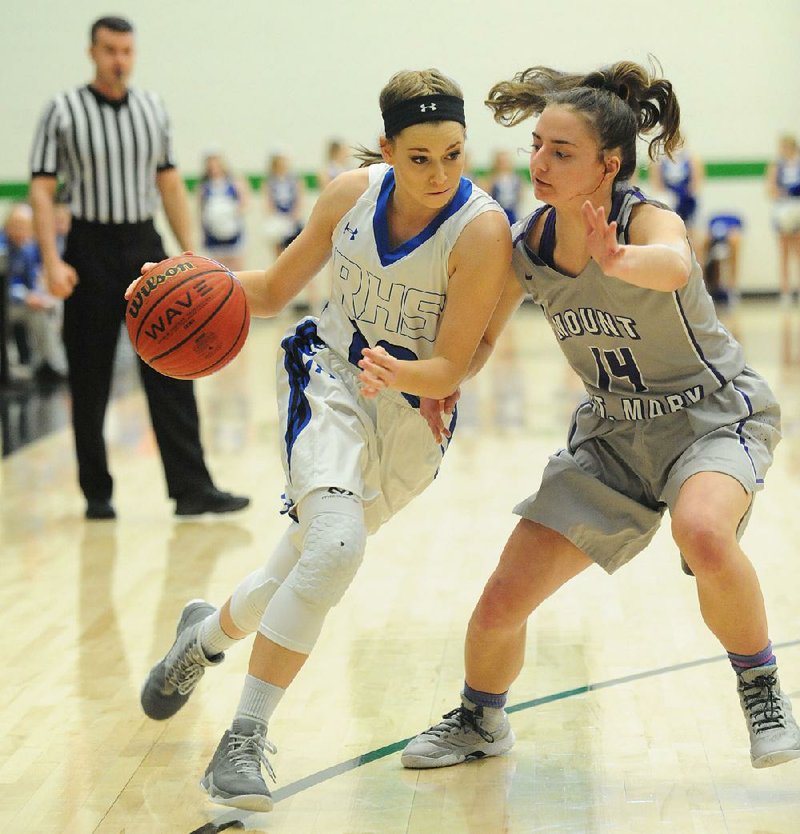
left=427, top=706, right=495, bottom=743
left=740, top=673, right=786, bottom=733
left=166, top=641, right=208, bottom=695
left=228, top=729, right=278, bottom=783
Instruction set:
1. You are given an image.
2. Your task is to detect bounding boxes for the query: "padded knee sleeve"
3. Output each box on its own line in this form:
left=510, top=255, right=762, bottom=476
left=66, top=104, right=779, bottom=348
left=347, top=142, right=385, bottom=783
left=229, top=525, right=300, bottom=634
left=258, top=488, right=367, bottom=653
left=287, top=511, right=366, bottom=607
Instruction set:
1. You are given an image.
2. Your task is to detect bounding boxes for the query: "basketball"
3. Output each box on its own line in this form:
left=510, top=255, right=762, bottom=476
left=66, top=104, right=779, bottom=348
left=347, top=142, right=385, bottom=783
left=126, top=254, right=250, bottom=379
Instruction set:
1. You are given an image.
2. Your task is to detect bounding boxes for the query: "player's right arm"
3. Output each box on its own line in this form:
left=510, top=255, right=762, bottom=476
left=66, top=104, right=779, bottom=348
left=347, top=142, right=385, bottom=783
left=29, top=175, right=78, bottom=299
left=237, top=168, right=369, bottom=317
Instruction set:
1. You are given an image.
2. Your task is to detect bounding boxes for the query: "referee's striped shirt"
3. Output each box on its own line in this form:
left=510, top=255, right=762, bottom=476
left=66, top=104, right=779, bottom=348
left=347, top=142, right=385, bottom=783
left=30, top=84, right=176, bottom=225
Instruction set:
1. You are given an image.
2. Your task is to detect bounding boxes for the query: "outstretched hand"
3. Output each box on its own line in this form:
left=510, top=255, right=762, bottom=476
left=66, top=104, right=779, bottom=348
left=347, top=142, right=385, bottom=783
left=358, top=345, right=399, bottom=398
left=582, top=200, right=624, bottom=274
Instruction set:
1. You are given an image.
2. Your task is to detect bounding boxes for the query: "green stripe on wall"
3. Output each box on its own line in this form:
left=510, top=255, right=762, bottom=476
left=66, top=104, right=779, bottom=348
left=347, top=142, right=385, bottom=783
left=0, top=183, right=31, bottom=199
left=636, top=160, right=768, bottom=181
left=1, top=161, right=771, bottom=200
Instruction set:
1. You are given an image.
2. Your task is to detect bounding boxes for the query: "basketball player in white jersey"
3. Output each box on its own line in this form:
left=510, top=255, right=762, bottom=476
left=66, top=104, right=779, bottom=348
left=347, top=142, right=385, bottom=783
left=134, top=69, right=511, bottom=811
left=397, top=61, right=800, bottom=772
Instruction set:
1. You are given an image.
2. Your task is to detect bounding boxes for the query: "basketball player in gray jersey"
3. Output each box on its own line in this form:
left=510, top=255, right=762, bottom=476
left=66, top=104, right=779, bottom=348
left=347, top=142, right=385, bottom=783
left=399, top=60, right=800, bottom=772
left=134, top=69, right=510, bottom=811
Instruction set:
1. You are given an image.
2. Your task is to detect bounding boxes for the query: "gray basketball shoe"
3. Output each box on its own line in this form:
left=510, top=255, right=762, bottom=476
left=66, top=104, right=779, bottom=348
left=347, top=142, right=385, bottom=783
left=141, top=599, right=224, bottom=720
left=401, top=696, right=515, bottom=769
left=737, top=664, right=800, bottom=768
left=200, top=718, right=277, bottom=812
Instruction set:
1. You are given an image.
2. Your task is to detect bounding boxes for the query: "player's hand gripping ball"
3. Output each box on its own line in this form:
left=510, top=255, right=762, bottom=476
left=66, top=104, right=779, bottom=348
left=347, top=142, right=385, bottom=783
left=126, top=255, right=250, bottom=379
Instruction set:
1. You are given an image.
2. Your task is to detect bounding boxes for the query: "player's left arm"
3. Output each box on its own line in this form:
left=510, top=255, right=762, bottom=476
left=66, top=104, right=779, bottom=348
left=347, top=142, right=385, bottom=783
left=417, top=267, right=525, bottom=442
left=582, top=200, right=692, bottom=292
left=358, top=210, right=512, bottom=400
left=157, top=167, right=195, bottom=252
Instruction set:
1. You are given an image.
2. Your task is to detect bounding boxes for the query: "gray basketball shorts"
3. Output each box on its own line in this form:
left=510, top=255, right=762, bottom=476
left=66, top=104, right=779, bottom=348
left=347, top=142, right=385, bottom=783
left=514, top=365, right=781, bottom=574
left=276, top=318, right=452, bottom=535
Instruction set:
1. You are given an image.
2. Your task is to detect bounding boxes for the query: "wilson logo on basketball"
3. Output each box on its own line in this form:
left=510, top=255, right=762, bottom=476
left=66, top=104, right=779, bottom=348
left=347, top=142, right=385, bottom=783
left=127, top=261, right=195, bottom=319
left=126, top=254, right=250, bottom=379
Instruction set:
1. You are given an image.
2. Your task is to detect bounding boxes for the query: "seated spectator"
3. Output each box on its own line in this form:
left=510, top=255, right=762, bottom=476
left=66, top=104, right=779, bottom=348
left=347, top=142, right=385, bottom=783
left=2, top=202, right=67, bottom=384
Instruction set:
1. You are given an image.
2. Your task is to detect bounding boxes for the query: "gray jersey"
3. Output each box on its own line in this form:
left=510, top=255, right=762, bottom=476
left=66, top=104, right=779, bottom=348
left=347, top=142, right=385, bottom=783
left=511, top=186, right=745, bottom=421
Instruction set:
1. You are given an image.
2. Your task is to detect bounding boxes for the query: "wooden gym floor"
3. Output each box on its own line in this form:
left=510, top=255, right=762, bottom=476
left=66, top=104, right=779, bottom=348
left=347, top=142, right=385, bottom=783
left=2, top=299, right=799, bottom=833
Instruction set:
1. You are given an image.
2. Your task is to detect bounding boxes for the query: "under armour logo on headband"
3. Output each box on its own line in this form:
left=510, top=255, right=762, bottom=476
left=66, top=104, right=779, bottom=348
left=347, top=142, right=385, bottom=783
left=382, top=93, right=465, bottom=137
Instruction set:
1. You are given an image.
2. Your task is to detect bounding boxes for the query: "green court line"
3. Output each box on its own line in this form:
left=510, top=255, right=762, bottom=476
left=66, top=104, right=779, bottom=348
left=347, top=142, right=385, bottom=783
left=269, top=637, right=800, bottom=804
left=190, top=638, right=798, bottom=830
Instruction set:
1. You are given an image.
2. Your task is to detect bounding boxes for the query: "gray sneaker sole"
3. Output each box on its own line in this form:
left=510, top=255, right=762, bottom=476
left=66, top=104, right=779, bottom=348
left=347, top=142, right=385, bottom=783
left=200, top=774, right=274, bottom=813
left=752, top=747, right=800, bottom=769
left=401, top=729, right=515, bottom=769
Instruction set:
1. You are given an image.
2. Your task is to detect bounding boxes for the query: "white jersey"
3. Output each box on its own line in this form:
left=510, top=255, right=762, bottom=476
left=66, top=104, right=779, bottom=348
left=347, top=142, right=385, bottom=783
left=512, top=186, right=746, bottom=421
left=317, top=163, right=503, bottom=405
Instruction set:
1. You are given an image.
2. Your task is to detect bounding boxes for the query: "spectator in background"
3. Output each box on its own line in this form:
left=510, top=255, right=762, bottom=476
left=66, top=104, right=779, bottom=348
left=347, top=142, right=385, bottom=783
left=2, top=202, right=67, bottom=384
left=485, top=149, right=525, bottom=224
left=648, top=143, right=704, bottom=253
left=766, top=134, right=800, bottom=305
left=316, top=139, right=353, bottom=190
left=198, top=150, right=249, bottom=272
left=263, top=151, right=305, bottom=260
left=703, top=213, right=744, bottom=307
left=263, top=151, right=310, bottom=311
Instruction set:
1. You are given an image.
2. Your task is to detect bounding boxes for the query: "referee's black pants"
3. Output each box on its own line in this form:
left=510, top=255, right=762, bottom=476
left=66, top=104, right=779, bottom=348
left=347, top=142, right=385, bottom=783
left=63, top=219, right=213, bottom=503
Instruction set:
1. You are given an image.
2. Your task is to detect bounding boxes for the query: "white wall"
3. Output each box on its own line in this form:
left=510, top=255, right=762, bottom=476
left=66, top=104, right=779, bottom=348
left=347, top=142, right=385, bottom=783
left=4, top=0, right=799, bottom=290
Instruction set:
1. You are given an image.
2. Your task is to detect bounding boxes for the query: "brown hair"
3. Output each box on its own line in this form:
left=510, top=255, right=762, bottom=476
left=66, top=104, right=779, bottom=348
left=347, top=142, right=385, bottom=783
left=486, top=59, right=682, bottom=181
left=355, top=69, right=464, bottom=167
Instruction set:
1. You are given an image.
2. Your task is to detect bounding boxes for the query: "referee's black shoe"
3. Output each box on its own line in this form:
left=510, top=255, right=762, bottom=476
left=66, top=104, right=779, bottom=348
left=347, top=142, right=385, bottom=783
left=175, top=487, right=250, bottom=517
left=86, top=499, right=116, bottom=520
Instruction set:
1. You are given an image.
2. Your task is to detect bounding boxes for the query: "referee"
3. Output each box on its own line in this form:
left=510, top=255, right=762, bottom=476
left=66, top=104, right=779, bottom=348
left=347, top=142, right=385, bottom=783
left=28, top=16, right=249, bottom=520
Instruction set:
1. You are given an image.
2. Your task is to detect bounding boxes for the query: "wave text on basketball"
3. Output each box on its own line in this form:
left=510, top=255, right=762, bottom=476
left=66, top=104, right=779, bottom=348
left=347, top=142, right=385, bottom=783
left=127, top=260, right=195, bottom=319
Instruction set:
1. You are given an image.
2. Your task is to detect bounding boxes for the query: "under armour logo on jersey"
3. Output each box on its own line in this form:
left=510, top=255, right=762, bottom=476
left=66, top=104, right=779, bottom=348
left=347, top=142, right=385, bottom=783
left=344, top=222, right=358, bottom=240
left=419, top=102, right=437, bottom=113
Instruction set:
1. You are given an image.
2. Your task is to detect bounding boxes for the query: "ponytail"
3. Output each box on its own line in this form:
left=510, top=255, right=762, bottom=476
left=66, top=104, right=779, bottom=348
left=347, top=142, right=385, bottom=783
left=486, top=58, right=682, bottom=180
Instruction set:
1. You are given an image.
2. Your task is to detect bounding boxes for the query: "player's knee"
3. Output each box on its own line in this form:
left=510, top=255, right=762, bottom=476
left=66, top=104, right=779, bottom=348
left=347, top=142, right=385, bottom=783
left=287, top=512, right=367, bottom=608
left=671, top=514, right=734, bottom=574
left=471, top=576, right=526, bottom=633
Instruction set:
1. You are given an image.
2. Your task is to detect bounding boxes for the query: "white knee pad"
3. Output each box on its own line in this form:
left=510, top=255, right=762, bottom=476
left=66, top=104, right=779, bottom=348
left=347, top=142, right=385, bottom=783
left=287, top=511, right=366, bottom=607
left=258, top=488, right=367, bottom=653
left=229, top=525, right=300, bottom=634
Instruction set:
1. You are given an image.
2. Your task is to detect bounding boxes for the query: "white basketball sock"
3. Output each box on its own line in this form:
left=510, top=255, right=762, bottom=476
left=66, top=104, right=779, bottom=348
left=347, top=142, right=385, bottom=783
left=199, top=610, right=237, bottom=657
left=235, top=673, right=286, bottom=727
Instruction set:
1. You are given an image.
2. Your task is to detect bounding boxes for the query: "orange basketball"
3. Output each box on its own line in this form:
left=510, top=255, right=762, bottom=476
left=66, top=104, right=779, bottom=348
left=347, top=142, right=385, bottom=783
left=126, top=255, right=250, bottom=379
